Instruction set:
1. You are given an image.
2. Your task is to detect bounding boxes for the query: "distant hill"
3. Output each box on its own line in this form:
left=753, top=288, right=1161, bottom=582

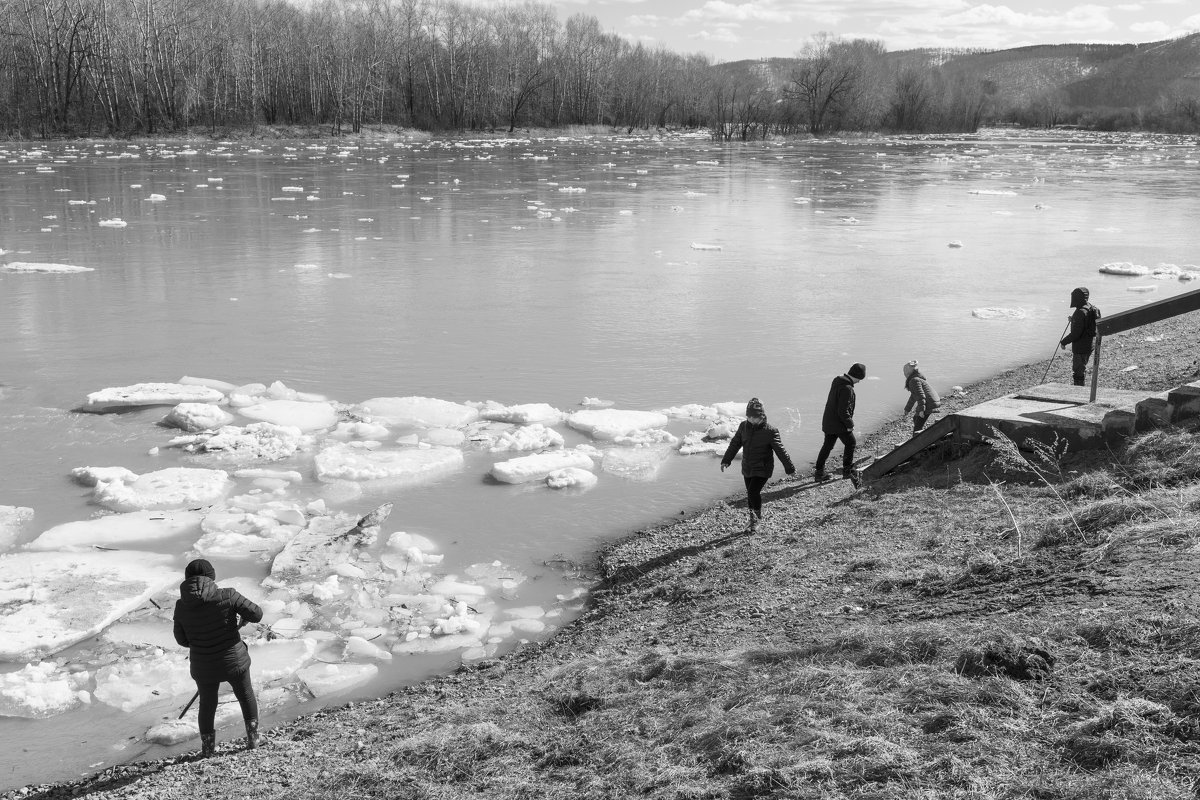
left=723, top=33, right=1200, bottom=119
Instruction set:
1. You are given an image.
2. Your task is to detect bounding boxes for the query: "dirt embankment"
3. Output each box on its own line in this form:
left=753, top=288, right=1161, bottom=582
left=7, top=312, right=1200, bottom=800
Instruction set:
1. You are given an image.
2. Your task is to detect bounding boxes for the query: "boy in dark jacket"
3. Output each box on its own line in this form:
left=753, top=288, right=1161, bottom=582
left=815, top=363, right=865, bottom=487
left=1059, top=287, right=1100, bottom=386
left=721, top=397, right=796, bottom=531
left=902, top=360, right=940, bottom=435
left=173, top=558, right=263, bottom=757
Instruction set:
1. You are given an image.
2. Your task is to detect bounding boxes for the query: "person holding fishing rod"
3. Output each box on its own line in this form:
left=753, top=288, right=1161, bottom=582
left=1058, top=287, right=1101, bottom=387
left=173, top=558, right=263, bottom=758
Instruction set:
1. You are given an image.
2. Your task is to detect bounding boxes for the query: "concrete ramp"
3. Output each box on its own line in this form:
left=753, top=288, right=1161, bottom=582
left=861, top=416, right=956, bottom=482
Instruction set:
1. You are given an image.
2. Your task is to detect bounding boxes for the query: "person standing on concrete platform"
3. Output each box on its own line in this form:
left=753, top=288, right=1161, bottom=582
left=815, top=363, right=865, bottom=487
left=720, top=397, right=796, bottom=532
left=1060, top=287, right=1101, bottom=386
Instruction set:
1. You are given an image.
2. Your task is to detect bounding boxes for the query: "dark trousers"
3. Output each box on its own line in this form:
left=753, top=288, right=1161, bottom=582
left=816, top=431, right=856, bottom=476
left=913, top=412, right=931, bottom=433
left=743, top=475, right=768, bottom=517
left=1072, top=350, right=1092, bottom=386
left=196, top=668, right=257, bottom=736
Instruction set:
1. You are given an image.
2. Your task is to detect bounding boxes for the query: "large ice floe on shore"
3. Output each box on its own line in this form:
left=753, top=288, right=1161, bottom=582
left=0, top=550, right=179, bottom=661
left=491, top=450, right=595, bottom=484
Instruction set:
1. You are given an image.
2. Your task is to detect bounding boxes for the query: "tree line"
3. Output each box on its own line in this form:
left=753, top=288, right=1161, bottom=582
left=0, top=0, right=988, bottom=139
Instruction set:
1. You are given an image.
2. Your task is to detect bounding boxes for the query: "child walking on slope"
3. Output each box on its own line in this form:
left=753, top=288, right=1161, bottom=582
left=902, top=360, right=941, bottom=435
left=720, top=397, right=796, bottom=532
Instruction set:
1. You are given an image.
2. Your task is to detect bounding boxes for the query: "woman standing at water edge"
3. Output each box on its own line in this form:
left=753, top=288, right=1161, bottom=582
left=720, top=398, right=796, bottom=531
left=173, top=558, right=263, bottom=757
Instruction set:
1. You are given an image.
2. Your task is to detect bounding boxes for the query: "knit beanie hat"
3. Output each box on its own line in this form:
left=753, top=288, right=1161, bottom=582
left=745, top=397, right=765, bottom=418
left=903, top=360, right=918, bottom=378
left=185, top=558, right=216, bottom=580
left=848, top=363, right=867, bottom=380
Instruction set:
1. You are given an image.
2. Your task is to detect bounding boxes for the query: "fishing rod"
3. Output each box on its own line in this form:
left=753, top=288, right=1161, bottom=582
left=1041, top=319, right=1072, bottom=384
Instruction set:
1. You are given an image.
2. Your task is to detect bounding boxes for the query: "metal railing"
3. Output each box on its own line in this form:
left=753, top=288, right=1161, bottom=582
left=1089, top=286, right=1200, bottom=401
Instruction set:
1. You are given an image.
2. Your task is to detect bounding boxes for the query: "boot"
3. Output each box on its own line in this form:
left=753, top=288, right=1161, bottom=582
left=200, top=732, right=216, bottom=758
left=743, top=513, right=757, bottom=533
left=245, top=718, right=260, bottom=750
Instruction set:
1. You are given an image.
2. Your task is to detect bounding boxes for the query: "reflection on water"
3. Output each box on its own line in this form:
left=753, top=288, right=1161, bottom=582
left=1, top=129, right=1198, bottom=789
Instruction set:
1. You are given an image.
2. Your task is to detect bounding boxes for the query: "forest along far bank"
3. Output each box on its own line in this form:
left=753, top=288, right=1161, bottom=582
left=5, top=0, right=1200, bottom=141
left=8, top=313, right=1200, bottom=799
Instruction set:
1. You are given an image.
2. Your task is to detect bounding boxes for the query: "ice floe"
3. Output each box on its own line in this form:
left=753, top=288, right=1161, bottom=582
left=602, top=446, right=672, bottom=481
left=97, top=218, right=128, bottom=227
left=78, top=382, right=226, bottom=413
left=0, top=549, right=179, bottom=661
left=237, top=400, right=339, bottom=432
left=546, top=467, right=598, bottom=490
left=1, top=262, right=94, bottom=273
left=168, top=423, right=310, bottom=462
left=567, top=409, right=670, bottom=440
left=491, top=451, right=595, bottom=484
left=972, top=307, right=1028, bottom=320
left=476, top=402, right=564, bottom=425
left=93, top=648, right=193, bottom=711
left=25, top=509, right=203, bottom=551
left=315, top=443, right=464, bottom=485
left=91, top=467, right=233, bottom=512
left=161, top=403, right=236, bottom=432
left=357, top=396, right=480, bottom=429
left=690, top=243, right=722, bottom=251
left=0, top=506, right=33, bottom=552
left=485, top=423, right=564, bottom=453
left=0, top=662, right=91, bottom=718
left=1098, top=262, right=1149, bottom=276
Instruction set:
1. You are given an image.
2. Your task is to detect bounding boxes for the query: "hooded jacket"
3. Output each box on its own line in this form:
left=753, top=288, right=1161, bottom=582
left=903, top=369, right=940, bottom=417
left=721, top=417, right=796, bottom=479
left=173, top=575, right=263, bottom=683
left=821, top=375, right=857, bottom=434
left=1060, top=287, right=1099, bottom=354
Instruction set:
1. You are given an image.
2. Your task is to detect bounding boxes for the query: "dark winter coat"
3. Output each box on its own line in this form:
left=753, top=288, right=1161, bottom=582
left=821, top=375, right=857, bottom=434
left=173, top=575, right=263, bottom=683
left=1060, top=288, right=1100, bottom=354
left=721, top=419, right=796, bottom=478
left=903, top=370, right=940, bottom=417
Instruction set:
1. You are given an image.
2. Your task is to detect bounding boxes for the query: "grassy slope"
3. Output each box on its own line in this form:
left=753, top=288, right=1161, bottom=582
left=10, top=310, right=1200, bottom=800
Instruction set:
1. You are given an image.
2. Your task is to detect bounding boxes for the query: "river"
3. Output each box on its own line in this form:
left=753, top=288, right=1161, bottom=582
left=0, top=128, right=1197, bottom=789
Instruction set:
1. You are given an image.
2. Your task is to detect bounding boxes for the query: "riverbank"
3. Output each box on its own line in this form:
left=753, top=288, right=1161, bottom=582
left=7, top=312, right=1200, bottom=800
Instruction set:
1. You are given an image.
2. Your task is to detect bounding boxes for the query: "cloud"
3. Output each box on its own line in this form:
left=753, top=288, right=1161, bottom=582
left=689, top=26, right=742, bottom=43
left=1129, top=20, right=1172, bottom=37
left=625, top=13, right=670, bottom=27
left=1183, top=13, right=1200, bottom=28
left=1113, top=3, right=1142, bottom=9
left=681, top=0, right=797, bottom=24
left=876, top=3, right=1119, bottom=50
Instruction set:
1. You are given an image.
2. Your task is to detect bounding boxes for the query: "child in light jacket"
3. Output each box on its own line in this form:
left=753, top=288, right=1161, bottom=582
left=903, top=360, right=940, bottom=435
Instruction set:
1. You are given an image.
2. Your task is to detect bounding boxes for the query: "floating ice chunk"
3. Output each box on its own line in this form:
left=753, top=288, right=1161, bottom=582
left=248, top=637, right=318, bottom=682
left=478, top=402, right=564, bottom=425
left=162, top=402, right=236, bottom=432
left=237, top=400, right=338, bottom=432
left=146, top=194, right=166, bottom=202
left=179, top=376, right=238, bottom=393
left=298, top=662, right=378, bottom=698
left=611, top=428, right=679, bottom=447
left=1098, top=262, right=1148, bottom=276
left=546, top=467, right=598, bottom=490
left=191, top=508, right=303, bottom=561
left=0, top=662, right=91, bottom=718
left=690, top=242, right=722, bottom=251
left=0, top=549, right=179, bottom=661
left=78, top=382, right=225, bottom=413
left=567, top=409, right=670, bottom=440
left=94, top=649, right=193, bottom=711
left=1127, top=285, right=1158, bottom=293
left=345, top=635, right=393, bottom=661
left=657, top=404, right=718, bottom=419
left=26, top=509, right=203, bottom=551
left=602, top=446, right=672, bottom=481
left=69, top=466, right=139, bottom=487
left=91, top=467, right=232, bottom=512
left=170, top=422, right=309, bottom=461
left=357, top=396, right=480, bottom=429
left=103, top=619, right=178, bottom=650
left=948, top=240, right=964, bottom=248
left=386, top=530, right=439, bottom=553
left=487, top=424, right=564, bottom=453
left=491, top=451, right=594, bottom=484
left=503, top=605, right=545, bottom=620
left=393, top=632, right=483, bottom=654
left=706, top=418, right=740, bottom=439
left=678, top=432, right=727, bottom=456
left=1, top=262, right=94, bottom=273
left=971, top=307, right=1027, bottom=320
left=580, top=397, right=614, bottom=408
left=711, top=402, right=746, bottom=418
left=557, top=186, right=586, bottom=193
left=967, top=189, right=1016, bottom=196
left=98, top=218, right=128, bottom=227
left=0, top=506, right=33, bottom=552
left=315, top=443, right=464, bottom=484
left=793, top=197, right=811, bottom=204
left=465, top=561, right=526, bottom=592
left=145, top=687, right=287, bottom=745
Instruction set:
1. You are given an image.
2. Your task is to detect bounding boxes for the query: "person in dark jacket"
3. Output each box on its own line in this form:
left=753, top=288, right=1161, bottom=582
left=1059, top=286, right=1100, bottom=386
left=721, top=397, right=796, bottom=531
left=815, top=363, right=865, bottom=487
left=902, top=360, right=940, bottom=435
left=173, top=558, right=263, bottom=757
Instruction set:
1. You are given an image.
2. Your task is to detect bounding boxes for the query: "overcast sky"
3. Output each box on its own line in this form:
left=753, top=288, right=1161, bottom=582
left=540, top=0, right=1200, bottom=62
